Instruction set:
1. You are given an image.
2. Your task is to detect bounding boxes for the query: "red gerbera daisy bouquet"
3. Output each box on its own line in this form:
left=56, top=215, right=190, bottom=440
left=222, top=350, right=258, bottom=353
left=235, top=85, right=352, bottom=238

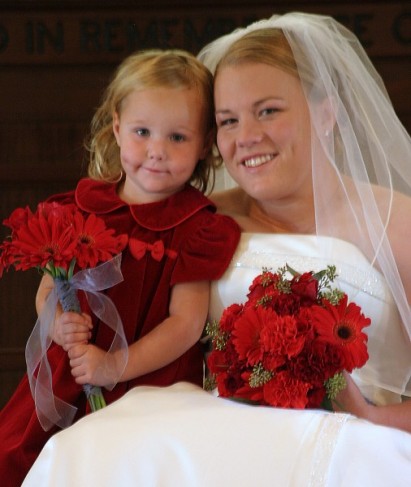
left=205, top=265, right=370, bottom=410
left=0, top=201, right=128, bottom=429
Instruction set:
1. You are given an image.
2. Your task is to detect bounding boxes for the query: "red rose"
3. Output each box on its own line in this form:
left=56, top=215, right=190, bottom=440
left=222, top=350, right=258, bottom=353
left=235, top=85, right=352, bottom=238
left=247, top=271, right=279, bottom=303
left=291, top=272, right=319, bottom=306
left=207, top=350, right=228, bottom=375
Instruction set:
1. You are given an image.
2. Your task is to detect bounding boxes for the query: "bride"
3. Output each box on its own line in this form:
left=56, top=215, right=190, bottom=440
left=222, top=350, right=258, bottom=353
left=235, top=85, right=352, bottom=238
left=23, top=12, right=411, bottom=485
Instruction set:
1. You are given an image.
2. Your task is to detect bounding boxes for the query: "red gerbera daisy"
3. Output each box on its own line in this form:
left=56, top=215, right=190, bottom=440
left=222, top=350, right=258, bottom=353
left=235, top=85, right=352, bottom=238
left=2, top=205, right=34, bottom=233
left=311, top=295, right=370, bottom=371
left=10, top=209, right=77, bottom=272
left=219, top=303, right=244, bottom=333
left=71, top=211, right=128, bottom=269
left=232, top=305, right=272, bottom=366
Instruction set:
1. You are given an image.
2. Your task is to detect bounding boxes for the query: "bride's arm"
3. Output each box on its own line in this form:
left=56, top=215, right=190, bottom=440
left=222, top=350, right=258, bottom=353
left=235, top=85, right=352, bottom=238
left=334, top=372, right=411, bottom=433
left=387, top=191, right=411, bottom=304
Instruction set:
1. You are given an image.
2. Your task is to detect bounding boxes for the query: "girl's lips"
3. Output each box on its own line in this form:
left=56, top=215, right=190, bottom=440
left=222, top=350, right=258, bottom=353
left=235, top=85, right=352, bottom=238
left=143, top=166, right=166, bottom=174
left=243, top=154, right=275, bottom=168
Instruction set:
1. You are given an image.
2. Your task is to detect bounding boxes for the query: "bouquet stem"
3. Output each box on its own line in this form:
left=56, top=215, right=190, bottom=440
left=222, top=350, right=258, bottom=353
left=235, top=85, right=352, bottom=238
left=54, top=277, right=106, bottom=412
left=83, top=384, right=107, bottom=411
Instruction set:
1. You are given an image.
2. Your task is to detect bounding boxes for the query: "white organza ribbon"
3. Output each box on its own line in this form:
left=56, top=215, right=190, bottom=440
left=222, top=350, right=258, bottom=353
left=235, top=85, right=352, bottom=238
left=25, top=253, right=128, bottom=431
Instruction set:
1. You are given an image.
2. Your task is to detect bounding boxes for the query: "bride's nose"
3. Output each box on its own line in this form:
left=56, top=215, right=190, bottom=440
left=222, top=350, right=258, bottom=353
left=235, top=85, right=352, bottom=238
left=147, top=139, right=166, bottom=160
left=236, top=119, right=264, bottom=148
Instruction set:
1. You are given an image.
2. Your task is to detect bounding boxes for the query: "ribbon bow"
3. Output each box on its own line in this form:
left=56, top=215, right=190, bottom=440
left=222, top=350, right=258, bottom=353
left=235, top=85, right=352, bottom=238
left=129, top=238, right=165, bottom=261
left=25, top=254, right=128, bottom=431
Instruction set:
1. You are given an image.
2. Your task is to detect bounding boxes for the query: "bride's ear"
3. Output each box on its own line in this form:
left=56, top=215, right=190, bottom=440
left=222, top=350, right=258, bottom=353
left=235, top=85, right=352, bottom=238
left=318, top=95, right=337, bottom=136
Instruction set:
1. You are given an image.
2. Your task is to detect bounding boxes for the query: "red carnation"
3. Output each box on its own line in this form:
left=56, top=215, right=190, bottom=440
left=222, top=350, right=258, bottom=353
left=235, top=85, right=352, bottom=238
left=290, top=339, right=343, bottom=387
left=263, top=371, right=311, bottom=409
left=260, top=313, right=307, bottom=370
left=270, top=292, right=302, bottom=316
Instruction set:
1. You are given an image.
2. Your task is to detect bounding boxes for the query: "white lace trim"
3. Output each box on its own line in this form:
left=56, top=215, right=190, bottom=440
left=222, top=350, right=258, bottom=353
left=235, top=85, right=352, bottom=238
left=308, top=413, right=349, bottom=487
left=232, top=251, right=387, bottom=301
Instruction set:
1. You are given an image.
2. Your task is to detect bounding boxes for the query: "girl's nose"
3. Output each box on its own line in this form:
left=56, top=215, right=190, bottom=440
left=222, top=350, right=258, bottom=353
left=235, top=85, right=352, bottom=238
left=236, top=119, right=264, bottom=148
left=147, top=139, right=166, bottom=160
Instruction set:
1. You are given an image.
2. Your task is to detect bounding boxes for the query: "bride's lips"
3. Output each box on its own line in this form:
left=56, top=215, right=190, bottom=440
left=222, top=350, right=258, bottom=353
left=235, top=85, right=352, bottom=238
left=242, top=154, right=275, bottom=168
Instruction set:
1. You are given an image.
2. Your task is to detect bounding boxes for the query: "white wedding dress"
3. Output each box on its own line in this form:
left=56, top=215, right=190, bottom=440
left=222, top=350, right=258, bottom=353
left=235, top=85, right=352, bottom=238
left=23, top=234, right=411, bottom=487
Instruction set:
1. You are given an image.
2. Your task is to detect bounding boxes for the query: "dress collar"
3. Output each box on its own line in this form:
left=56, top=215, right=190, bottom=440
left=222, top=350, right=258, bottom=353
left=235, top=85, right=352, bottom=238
left=75, top=178, right=215, bottom=231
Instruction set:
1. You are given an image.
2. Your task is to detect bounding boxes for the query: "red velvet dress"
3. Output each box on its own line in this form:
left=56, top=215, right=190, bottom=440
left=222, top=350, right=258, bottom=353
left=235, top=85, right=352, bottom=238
left=0, top=178, right=241, bottom=486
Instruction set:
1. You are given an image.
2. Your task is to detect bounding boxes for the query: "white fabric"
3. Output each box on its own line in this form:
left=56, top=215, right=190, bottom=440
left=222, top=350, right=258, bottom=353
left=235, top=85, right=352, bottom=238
left=23, top=382, right=411, bottom=487
left=24, top=234, right=411, bottom=486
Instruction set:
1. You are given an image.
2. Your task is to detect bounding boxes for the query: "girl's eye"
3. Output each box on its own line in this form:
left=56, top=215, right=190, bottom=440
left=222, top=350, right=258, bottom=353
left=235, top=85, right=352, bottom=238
left=136, top=128, right=149, bottom=136
left=170, top=134, right=185, bottom=142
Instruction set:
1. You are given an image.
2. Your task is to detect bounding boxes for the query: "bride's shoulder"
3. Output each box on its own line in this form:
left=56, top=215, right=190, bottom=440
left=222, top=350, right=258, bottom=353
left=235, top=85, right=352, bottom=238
left=210, top=188, right=248, bottom=216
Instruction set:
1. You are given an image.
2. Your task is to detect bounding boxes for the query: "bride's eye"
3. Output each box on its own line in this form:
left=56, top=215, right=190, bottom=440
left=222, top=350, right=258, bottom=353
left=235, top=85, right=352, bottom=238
left=260, top=107, right=279, bottom=117
left=218, top=117, right=237, bottom=127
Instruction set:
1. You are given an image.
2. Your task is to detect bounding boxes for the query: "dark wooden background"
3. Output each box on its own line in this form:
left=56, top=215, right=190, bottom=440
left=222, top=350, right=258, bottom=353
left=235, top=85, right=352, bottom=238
left=1, top=0, right=410, bottom=408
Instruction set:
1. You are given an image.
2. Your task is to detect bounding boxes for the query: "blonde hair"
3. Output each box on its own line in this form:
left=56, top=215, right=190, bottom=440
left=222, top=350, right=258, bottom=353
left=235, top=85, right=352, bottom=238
left=215, top=28, right=299, bottom=79
left=215, top=27, right=332, bottom=102
left=86, top=49, right=216, bottom=193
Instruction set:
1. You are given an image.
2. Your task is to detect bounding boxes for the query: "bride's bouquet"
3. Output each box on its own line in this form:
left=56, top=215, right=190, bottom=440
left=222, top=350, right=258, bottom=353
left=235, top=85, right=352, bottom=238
left=205, top=265, right=370, bottom=409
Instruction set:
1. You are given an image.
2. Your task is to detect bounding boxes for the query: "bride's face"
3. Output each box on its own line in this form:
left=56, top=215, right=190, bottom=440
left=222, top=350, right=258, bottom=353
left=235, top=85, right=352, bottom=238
left=214, top=62, right=314, bottom=204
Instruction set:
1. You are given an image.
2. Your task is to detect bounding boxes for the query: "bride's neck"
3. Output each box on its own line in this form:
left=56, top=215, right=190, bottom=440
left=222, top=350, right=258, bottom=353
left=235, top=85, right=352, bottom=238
left=246, top=197, right=316, bottom=234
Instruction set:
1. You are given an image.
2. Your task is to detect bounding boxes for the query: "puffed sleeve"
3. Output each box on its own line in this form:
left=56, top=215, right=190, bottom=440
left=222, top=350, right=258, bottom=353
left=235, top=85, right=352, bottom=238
left=171, top=211, right=241, bottom=285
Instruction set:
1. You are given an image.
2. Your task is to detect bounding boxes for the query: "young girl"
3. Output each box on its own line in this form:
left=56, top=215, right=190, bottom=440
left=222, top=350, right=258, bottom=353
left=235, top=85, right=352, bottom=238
left=0, top=48, right=240, bottom=485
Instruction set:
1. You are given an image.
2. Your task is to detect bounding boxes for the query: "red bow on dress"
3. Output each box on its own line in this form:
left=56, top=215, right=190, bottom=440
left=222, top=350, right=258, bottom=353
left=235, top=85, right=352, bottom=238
left=129, top=238, right=177, bottom=262
left=129, top=239, right=164, bottom=261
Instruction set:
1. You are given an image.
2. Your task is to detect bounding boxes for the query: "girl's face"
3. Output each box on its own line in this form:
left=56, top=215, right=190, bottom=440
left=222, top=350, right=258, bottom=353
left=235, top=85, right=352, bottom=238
left=214, top=62, right=313, bottom=205
left=113, top=86, right=210, bottom=204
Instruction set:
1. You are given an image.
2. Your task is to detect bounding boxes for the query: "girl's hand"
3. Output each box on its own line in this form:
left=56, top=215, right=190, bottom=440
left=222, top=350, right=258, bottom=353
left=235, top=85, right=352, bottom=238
left=52, top=312, right=92, bottom=351
left=68, top=344, right=117, bottom=387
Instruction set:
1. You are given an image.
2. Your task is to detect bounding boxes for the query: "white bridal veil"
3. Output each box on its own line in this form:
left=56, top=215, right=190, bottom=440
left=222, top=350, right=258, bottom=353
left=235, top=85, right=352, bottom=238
left=198, top=12, right=411, bottom=396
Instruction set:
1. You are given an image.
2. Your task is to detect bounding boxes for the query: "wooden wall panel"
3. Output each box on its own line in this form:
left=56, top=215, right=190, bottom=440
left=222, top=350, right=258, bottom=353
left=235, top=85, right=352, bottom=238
left=0, top=0, right=410, bottom=408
